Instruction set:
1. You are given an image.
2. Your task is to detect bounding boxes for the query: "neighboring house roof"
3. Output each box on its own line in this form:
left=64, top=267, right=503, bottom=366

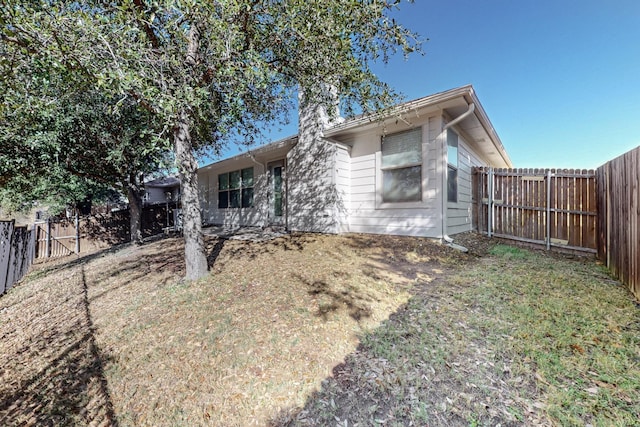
left=145, top=176, right=181, bottom=188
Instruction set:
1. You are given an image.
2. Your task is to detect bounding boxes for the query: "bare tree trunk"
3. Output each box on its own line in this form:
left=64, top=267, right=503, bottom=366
left=170, top=22, right=208, bottom=280
left=174, top=111, right=208, bottom=280
left=126, top=179, right=144, bottom=244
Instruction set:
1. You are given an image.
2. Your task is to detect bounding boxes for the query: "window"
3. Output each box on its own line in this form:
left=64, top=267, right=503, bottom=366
left=218, top=167, right=254, bottom=208
left=447, top=130, right=458, bottom=203
left=381, top=128, right=422, bottom=203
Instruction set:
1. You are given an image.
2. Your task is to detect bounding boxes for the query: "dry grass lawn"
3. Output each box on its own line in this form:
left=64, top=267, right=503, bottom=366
left=1, top=232, right=637, bottom=426
left=0, top=232, right=462, bottom=426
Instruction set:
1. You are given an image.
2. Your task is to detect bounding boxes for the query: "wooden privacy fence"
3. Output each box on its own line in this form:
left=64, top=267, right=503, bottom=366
left=32, top=204, right=179, bottom=260
left=0, top=220, right=35, bottom=294
left=474, top=168, right=598, bottom=253
left=34, top=216, right=81, bottom=259
left=0, top=203, right=179, bottom=296
left=597, top=146, right=640, bottom=300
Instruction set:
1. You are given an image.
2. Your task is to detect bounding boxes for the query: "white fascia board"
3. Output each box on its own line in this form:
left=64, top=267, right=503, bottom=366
left=324, top=85, right=474, bottom=138
left=198, top=135, right=298, bottom=172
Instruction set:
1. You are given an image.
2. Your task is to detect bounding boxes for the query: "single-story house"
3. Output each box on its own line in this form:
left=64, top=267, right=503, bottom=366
left=143, top=176, right=181, bottom=206
left=197, top=85, right=512, bottom=239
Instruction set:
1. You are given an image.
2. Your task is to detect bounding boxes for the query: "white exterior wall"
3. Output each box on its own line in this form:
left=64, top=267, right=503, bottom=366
left=333, top=143, right=351, bottom=233
left=198, top=159, right=268, bottom=228
left=144, top=185, right=179, bottom=204
left=345, top=114, right=445, bottom=238
left=286, top=139, right=340, bottom=233
left=195, top=116, right=494, bottom=238
left=446, top=132, right=486, bottom=235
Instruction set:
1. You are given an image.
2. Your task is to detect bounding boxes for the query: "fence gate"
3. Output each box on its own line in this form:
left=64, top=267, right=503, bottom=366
left=474, top=168, right=598, bottom=253
left=34, top=216, right=80, bottom=259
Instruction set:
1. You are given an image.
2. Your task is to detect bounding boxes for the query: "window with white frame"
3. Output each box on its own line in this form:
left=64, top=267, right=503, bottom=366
left=447, top=130, right=458, bottom=203
left=381, top=128, right=422, bottom=203
left=218, top=167, right=254, bottom=208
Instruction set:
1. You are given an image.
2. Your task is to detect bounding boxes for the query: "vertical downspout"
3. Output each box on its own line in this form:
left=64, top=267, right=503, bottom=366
left=441, top=103, right=475, bottom=242
left=441, top=126, right=448, bottom=241
left=439, top=115, right=448, bottom=241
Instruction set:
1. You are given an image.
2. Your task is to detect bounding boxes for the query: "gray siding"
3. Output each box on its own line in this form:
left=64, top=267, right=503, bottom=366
left=144, top=185, right=179, bottom=205
left=198, top=160, right=268, bottom=228
left=333, top=143, right=351, bottom=232
left=286, top=100, right=343, bottom=233
left=286, top=140, right=337, bottom=233
left=446, top=134, right=485, bottom=235
left=195, top=106, right=501, bottom=239
left=345, top=114, right=444, bottom=238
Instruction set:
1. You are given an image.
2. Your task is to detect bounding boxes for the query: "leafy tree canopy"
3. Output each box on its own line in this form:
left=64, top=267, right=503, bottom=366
left=1, top=0, right=423, bottom=278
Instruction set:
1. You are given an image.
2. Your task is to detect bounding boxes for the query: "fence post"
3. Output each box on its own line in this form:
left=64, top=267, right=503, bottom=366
left=487, top=167, right=493, bottom=238
left=546, top=169, right=552, bottom=250
left=605, top=165, right=611, bottom=268
left=30, top=223, right=36, bottom=264
left=45, top=217, right=51, bottom=258
left=75, top=213, right=80, bottom=254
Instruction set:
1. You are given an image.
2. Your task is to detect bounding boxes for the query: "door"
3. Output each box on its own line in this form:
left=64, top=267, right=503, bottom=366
left=268, top=161, right=285, bottom=225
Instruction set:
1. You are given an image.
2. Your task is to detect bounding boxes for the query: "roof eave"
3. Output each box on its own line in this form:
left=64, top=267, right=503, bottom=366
left=325, top=84, right=512, bottom=168
left=198, top=135, right=298, bottom=172
left=466, top=88, right=513, bottom=168
left=324, top=85, right=475, bottom=137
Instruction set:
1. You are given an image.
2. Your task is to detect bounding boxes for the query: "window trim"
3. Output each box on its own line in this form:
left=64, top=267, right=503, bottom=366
left=218, top=167, right=254, bottom=209
left=376, top=126, right=429, bottom=209
left=447, top=129, right=459, bottom=203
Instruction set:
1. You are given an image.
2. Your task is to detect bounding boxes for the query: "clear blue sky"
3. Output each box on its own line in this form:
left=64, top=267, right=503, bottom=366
left=215, top=0, right=640, bottom=170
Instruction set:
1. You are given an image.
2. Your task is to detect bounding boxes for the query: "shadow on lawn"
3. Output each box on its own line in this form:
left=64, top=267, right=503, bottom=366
left=268, top=301, right=480, bottom=427
left=86, top=238, right=184, bottom=303
left=0, top=265, right=118, bottom=426
left=269, top=235, right=482, bottom=426
left=206, top=236, right=227, bottom=268
left=268, top=279, right=502, bottom=427
left=206, top=232, right=319, bottom=267
left=295, top=274, right=373, bottom=321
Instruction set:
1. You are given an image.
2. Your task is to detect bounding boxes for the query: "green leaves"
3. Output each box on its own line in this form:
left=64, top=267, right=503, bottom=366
left=2, top=0, right=423, bottom=270
left=4, top=0, right=423, bottom=151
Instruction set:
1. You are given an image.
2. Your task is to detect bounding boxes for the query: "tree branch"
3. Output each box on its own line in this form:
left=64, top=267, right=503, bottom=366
left=132, top=0, right=160, bottom=49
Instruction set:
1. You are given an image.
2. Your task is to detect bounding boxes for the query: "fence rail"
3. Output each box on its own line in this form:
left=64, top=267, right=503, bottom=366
left=474, top=167, right=598, bottom=253
left=597, top=147, right=640, bottom=300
